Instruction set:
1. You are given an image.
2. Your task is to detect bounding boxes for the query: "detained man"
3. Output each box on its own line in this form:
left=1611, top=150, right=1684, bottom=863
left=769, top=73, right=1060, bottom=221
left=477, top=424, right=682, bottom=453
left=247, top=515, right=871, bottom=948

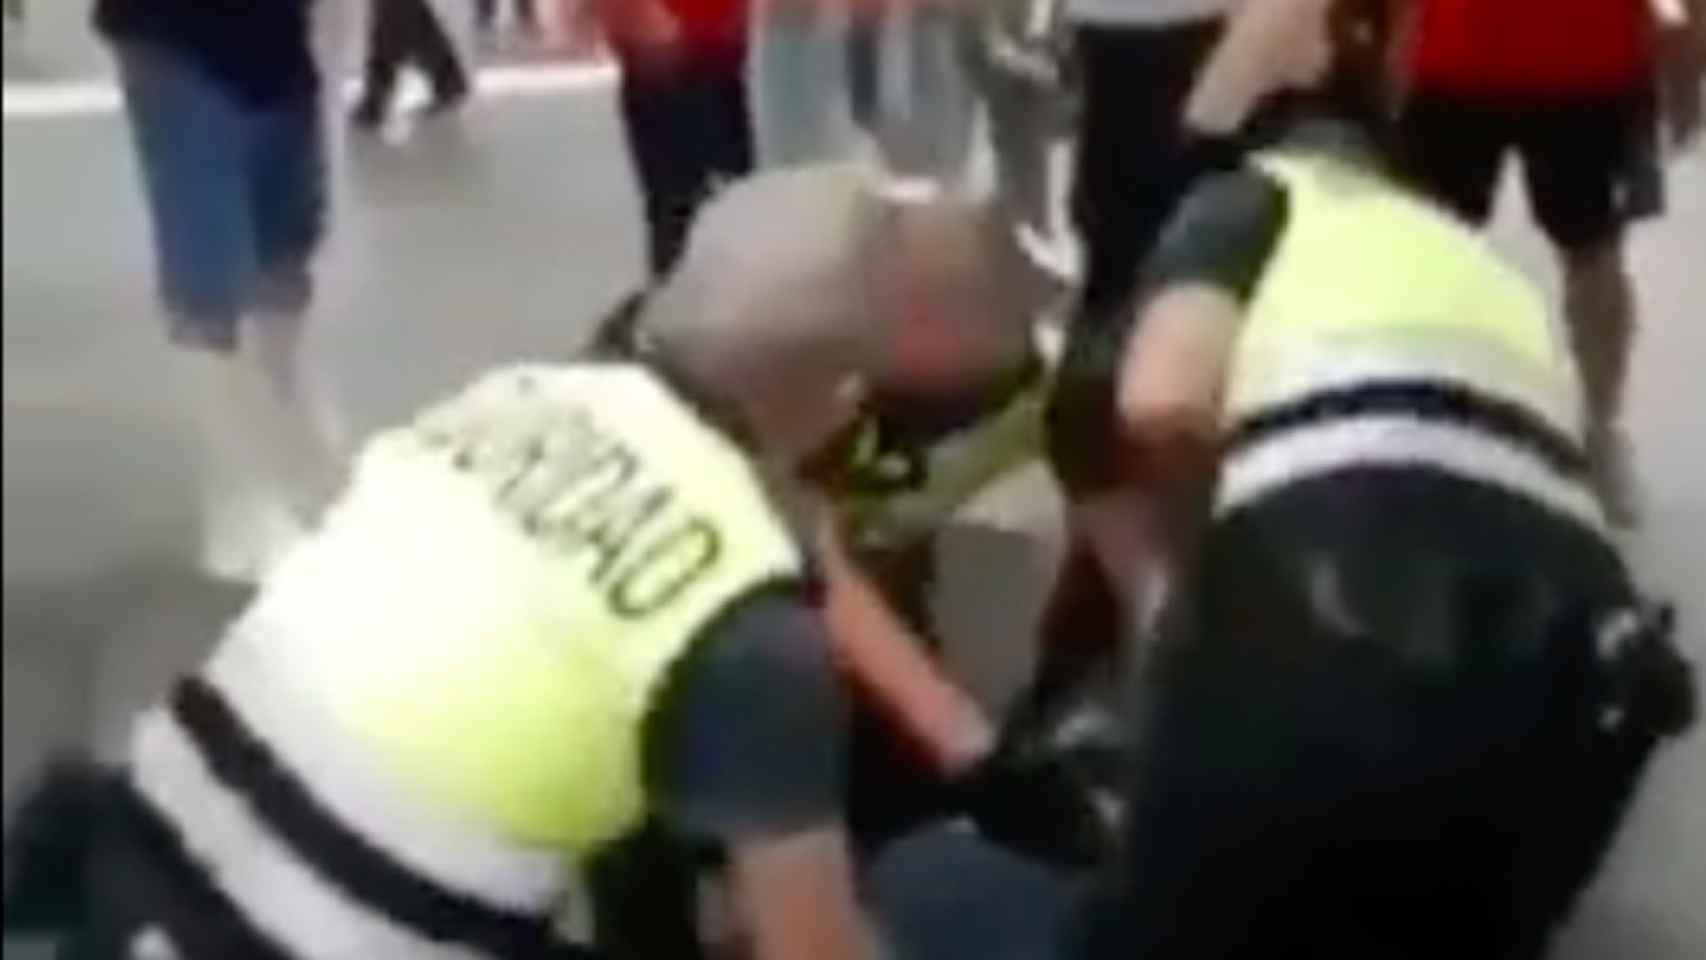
left=1, top=168, right=905, bottom=960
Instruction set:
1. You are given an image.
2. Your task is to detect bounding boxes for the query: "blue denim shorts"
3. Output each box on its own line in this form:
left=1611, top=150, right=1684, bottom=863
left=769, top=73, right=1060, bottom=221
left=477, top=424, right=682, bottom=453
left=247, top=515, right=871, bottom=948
left=115, top=42, right=327, bottom=351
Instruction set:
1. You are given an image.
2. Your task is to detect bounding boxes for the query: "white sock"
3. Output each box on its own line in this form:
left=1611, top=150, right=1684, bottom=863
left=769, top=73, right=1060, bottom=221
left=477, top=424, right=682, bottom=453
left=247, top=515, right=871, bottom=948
left=247, top=314, right=351, bottom=457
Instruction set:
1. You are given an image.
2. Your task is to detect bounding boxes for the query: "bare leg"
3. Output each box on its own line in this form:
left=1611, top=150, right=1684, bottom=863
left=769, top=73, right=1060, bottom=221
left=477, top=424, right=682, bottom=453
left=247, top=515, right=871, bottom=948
left=1562, top=238, right=1639, bottom=524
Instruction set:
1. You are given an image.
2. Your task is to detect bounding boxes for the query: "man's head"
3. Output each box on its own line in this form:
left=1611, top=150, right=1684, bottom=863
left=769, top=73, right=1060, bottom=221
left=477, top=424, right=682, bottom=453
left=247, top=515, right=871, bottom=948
left=641, top=165, right=885, bottom=466
left=868, top=185, right=1046, bottom=402
left=641, top=166, right=1044, bottom=473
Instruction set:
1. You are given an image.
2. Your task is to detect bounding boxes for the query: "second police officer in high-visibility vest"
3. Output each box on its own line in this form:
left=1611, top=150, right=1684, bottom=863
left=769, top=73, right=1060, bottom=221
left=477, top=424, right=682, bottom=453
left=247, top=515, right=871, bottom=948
left=1051, top=1, right=1695, bottom=955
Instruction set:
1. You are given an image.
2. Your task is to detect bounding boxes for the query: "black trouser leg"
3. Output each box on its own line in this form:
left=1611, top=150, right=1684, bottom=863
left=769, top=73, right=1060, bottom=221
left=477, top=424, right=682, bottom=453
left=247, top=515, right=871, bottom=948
left=396, top=0, right=467, bottom=99
left=475, top=0, right=497, bottom=30
left=848, top=16, right=881, bottom=134
left=616, top=54, right=755, bottom=277
left=1084, top=474, right=1659, bottom=959
left=361, top=0, right=412, bottom=111
left=1070, top=21, right=1226, bottom=320
left=843, top=540, right=957, bottom=858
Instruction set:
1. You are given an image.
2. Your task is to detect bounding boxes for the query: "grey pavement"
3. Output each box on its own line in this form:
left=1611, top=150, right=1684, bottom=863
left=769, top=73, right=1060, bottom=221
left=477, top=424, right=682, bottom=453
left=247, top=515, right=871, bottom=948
left=5, top=16, right=1706, bottom=957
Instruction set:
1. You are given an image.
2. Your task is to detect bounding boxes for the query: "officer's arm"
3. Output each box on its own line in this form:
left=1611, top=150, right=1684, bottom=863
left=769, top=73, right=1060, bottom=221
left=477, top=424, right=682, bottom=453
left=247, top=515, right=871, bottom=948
left=1116, top=286, right=1243, bottom=461
left=817, top=517, right=995, bottom=776
left=1110, top=170, right=1286, bottom=555
left=1110, top=288, right=1243, bottom=571
left=727, top=828, right=874, bottom=960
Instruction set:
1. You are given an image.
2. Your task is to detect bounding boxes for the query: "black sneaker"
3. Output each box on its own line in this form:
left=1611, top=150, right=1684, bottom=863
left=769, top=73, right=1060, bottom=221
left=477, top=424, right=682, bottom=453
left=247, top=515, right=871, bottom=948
left=350, top=96, right=386, bottom=130
left=427, top=78, right=471, bottom=116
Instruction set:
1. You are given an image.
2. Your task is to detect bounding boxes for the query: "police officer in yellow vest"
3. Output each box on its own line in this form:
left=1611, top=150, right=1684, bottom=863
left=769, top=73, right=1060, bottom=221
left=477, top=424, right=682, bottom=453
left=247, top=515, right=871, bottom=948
left=856, top=2, right=1695, bottom=958
left=1061, top=2, right=1696, bottom=956
left=1, top=167, right=926, bottom=960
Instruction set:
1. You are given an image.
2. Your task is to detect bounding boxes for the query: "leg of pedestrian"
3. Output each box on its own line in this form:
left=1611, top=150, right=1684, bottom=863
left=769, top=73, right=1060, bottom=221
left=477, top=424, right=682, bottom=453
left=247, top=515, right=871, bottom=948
left=353, top=0, right=408, bottom=129
left=746, top=0, right=856, bottom=168
left=401, top=0, right=470, bottom=111
left=112, top=42, right=310, bottom=583
left=244, top=93, right=345, bottom=518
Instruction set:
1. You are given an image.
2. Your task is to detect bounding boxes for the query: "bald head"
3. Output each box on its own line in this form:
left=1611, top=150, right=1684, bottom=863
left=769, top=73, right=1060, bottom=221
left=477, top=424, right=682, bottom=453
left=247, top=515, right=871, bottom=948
left=641, top=166, right=1043, bottom=458
left=872, top=193, right=1043, bottom=397
left=642, top=165, right=888, bottom=457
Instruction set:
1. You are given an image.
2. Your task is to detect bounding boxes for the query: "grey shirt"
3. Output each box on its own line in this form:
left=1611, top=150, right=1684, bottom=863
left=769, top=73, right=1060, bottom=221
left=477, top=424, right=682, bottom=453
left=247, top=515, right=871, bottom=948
left=644, top=586, right=848, bottom=843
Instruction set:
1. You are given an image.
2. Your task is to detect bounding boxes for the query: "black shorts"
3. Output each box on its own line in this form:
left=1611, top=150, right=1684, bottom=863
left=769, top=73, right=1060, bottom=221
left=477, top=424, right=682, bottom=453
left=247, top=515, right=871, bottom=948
left=1393, top=88, right=1661, bottom=251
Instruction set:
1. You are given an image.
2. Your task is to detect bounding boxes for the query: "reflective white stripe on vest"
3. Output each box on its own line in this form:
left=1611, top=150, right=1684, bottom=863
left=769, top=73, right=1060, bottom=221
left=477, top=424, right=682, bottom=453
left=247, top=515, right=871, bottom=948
left=201, top=625, right=574, bottom=917
left=1215, top=415, right=1606, bottom=532
left=129, top=710, right=493, bottom=960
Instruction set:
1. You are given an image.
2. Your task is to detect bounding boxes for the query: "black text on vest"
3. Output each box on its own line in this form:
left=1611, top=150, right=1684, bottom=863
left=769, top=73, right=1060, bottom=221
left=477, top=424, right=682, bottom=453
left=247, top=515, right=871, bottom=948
left=428, top=405, right=724, bottom=620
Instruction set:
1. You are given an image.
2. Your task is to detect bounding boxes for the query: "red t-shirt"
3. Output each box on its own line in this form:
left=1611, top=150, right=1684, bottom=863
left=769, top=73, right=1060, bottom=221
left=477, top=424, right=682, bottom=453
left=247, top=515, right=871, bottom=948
left=1407, top=0, right=1654, bottom=93
left=665, top=0, right=748, bottom=56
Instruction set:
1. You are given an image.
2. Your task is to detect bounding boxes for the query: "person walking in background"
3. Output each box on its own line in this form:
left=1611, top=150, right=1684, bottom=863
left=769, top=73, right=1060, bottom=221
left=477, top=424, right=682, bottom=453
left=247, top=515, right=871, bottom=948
left=595, top=0, right=755, bottom=277
left=746, top=0, right=859, bottom=167
left=877, top=0, right=983, bottom=181
left=961, top=0, right=1077, bottom=247
left=1391, top=0, right=1705, bottom=524
left=93, top=0, right=343, bottom=584
left=352, top=0, right=470, bottom=130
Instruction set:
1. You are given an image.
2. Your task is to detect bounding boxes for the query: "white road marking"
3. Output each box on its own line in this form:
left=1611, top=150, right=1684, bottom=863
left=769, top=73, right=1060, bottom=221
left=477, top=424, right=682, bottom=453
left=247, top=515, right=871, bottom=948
left=3, top=62, right=618, bottom=120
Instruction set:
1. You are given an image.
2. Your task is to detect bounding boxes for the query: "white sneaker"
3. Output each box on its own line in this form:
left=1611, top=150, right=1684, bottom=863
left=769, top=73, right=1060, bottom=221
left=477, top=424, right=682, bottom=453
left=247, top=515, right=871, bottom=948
left=200, top=485, right=307, bottom=584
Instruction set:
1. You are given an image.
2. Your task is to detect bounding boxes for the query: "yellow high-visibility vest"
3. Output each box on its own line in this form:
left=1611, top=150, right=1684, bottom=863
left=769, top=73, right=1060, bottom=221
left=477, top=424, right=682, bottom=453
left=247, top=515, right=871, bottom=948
left=1228, top=150, right=1584, bottom=441
left=244, top=363, right=803, bottom=856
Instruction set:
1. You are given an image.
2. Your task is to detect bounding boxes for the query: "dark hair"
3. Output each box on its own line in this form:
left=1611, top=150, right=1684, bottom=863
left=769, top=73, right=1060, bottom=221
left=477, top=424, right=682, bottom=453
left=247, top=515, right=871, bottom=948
left=1323, top=0, right=1399, bottom=131
left=1245, top=0, right=1400, bottom=149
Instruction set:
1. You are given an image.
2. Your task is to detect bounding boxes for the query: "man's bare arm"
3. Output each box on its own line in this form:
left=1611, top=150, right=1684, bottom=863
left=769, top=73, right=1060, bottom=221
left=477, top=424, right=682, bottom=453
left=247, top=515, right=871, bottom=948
left=1114, top=284, right=1245, bottom=561
left=1116, top=285, right=1243, bottom=460
left=817, top=517, right=996, bottom=776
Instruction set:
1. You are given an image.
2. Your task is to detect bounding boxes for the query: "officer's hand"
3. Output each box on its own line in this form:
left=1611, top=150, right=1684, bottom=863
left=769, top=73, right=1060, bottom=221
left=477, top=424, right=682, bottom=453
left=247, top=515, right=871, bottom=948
left=954, top=741, right=1117, bottom=869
